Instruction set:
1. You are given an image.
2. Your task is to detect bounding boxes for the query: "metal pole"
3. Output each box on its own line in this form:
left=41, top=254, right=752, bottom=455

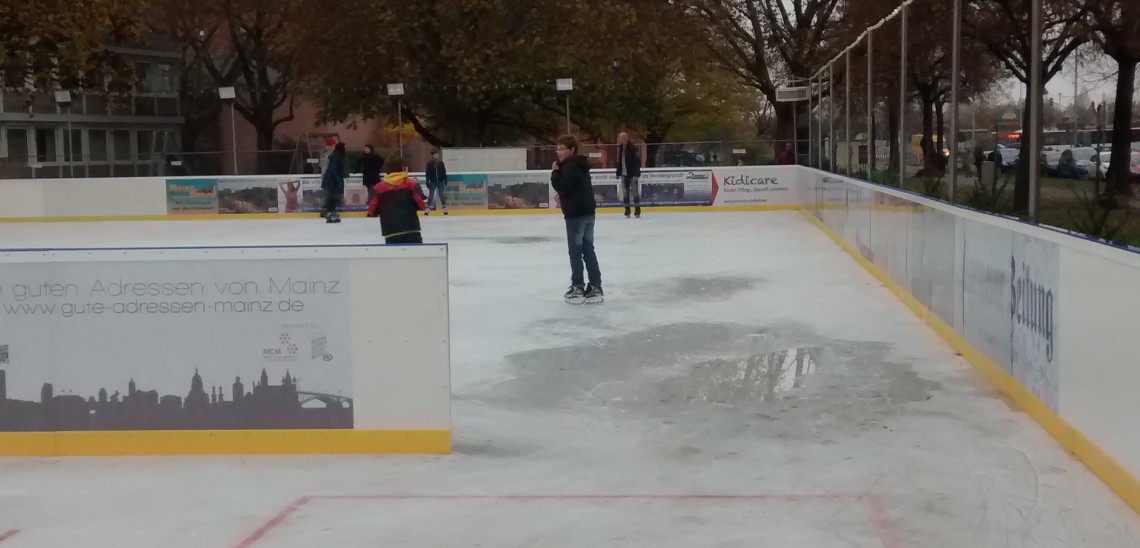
left=900, top=4, right=908, bottom=188
left=817, top=77, right=824, bottom=169
left=846, top=50, right=852, bottom=175
left=1028, top=0, right=1042, bottom=220
left=829, top=63, right=835, bottom=172
left=229, top=104, right=238, bottom=174
left=793, top=103, right=799, bottom=164
left=67, top=107, right=74, bottom=178
left=867, top=29, right=874, bottom=178
left=565, top=95, right=571, bottom=135
left=809, top=76, right=814, bottom=167
left=397, top=100, right=404, bottom=157
left=1073, top=60, right=1078, bottom=146
left=949, top=0, right=961, bottom=201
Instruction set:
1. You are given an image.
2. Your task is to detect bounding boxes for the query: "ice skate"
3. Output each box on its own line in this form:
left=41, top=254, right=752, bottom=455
left=443, top=205, right=449, bottom=216
left=325, top=211, right=341, bottom=223
left=624, top=207, right=631, bottom=218
left=635, top=207, right=642, bottom=219
left=424, top=207, right=431, bottom=216
left=564, top=285, right=585, bottom=305
left=584, top=284, right=604, bottom=304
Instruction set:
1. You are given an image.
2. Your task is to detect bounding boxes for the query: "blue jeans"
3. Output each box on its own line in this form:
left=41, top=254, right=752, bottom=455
left=565, top=215, right=601, bottom=288
left=427, top=184, right=447, bottom=209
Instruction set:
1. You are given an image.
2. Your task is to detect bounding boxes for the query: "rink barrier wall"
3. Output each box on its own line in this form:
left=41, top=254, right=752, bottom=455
left=0, top=166, right=803, bottom=221
left=0, top=244, right=452, bottom=456
left=797, top=167, right=1140, bottom=516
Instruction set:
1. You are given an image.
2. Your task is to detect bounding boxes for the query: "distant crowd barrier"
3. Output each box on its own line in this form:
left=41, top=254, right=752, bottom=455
left=0, top=166, right=804, bottom=220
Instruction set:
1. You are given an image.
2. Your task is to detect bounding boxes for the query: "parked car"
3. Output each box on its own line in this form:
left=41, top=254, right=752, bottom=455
left=1090, top=151, right=1140, bottom=184
left=990, top=146, right=1019, bottom=172
left=1054, top=149, right=1089, bottom=179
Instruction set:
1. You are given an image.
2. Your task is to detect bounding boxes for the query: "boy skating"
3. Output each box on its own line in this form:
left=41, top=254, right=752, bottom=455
left=369, top=157, right=427, bottom=244
left=551, top=135, right=603, bottom=304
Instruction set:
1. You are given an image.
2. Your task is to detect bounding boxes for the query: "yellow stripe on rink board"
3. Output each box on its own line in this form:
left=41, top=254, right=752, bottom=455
left=797, top=207, right=1140, bottom=517
left=0, top=204, right=799, bottom=223
left=0, top=429, right=451, bottom=456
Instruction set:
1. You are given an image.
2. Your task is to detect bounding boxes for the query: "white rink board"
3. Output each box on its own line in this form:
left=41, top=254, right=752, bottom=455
left=0, top=244, right=451, bottom=434
left=800, top=166, right=1140, bottom=489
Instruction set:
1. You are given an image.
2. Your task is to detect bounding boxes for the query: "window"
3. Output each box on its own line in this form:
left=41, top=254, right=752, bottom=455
left=35, top=128, right=56, bottom=163
left=154, top=64, right=175, bottom=94
left=65, top=129, right=82, bottom=162
left=113, top=130, right=132, bottom=162
left=89, top=130, right=108, bottom=162
left=135, top=62, right=153, bottom=94
left=136, top=131, right=153, bottom=162
left=7, top=128, right=29, bottom=164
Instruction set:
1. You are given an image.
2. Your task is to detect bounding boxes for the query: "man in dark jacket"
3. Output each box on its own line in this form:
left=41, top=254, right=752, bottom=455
left=355, top=144, right=385, bottom=204
left=551, top=135, right=603, bottom=304
left=321, top=142, right=347, bottom=223
left=370, top=157, right=426, bottom=244
left=424, top=148, right=449, bottom=215
left=616, top=132, right=642, bottom=218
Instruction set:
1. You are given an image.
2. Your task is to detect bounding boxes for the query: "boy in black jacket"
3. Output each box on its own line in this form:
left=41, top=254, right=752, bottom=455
left=424, top=149, right=449, bottom=215
left=551, top=135, right=603, bottom=304
left=368, top=157, right=426, bottom=244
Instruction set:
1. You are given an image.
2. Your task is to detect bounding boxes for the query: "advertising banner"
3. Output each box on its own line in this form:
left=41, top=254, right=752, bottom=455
left=1010, top=233, right=1060, bottom=411
left=711, top=167, right=797, bottom=206
left=166, top=178, right=218, bottom=215
left=443, top=173, right=490, bottom=210
left=218, top=178, right=286, bottom=214
left=549, top=169, right=714, bottom=209
left=301, top=176, right=370, bottom=213
left=487, top=172, right=551, bottom=209
left=0, top=257, right=352, bottom=432
left=960, top=219, right=1015, bottom=376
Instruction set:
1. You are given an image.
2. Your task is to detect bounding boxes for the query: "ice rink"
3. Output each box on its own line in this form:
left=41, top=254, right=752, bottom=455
left=2, top=211, right=1140, bottom=547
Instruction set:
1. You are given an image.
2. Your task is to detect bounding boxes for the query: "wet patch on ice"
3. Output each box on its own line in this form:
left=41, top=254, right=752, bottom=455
left=485, top=322, right=941, bottom=438
left=445, top=235, right=554, bottom=245
left=633, top=275, right=759, bottom=302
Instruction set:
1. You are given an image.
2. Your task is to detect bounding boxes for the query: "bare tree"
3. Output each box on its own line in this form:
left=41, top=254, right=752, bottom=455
left=969, top=0, right=1090, bottom=213
left=151, top=0, right=304, bottom=169
left=687, top=0, right=845, bottom=146
left=1073, top=0, right=1140, bottom=199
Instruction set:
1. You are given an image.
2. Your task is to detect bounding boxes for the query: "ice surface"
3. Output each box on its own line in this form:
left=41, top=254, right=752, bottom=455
left=1, top=212, right=1139, bottom=547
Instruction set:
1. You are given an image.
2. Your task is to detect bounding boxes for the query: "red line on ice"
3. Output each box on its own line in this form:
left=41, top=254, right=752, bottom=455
left=863, top=493, right=905, bottom=548
left=0, top=530, right=20, bottom=543
left=236, top=492, right=898, bottom=547
left=234, top=496, right=312, bottom=548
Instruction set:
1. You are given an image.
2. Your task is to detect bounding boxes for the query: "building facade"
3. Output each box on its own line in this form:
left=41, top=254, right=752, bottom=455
left=0, top=46, right=184, bottom=180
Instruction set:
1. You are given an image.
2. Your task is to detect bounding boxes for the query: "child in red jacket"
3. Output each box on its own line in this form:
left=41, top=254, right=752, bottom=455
left=368, top=157, right=427, bottom=244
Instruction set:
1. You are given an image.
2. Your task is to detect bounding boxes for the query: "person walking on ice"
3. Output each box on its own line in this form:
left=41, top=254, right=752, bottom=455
left=551, top=135, right=603, bottom=304
left=321, top=142, right=347, bottom=223
left=424, top=148, right=449, bottom=215
left=616, top=131, right=642, bottom=218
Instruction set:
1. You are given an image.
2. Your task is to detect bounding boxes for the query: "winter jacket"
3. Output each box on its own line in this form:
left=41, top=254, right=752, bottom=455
left=355, top=152, right=385, bottom=187
left=616, top=143, right=641, bottom=178
left=551, top=155, right=596, bottom=219
left=369, top=171, right=426, bottom=239
left=425, top=158, right=448, bottom=189
left=322, top=152, right=346, bottom=194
